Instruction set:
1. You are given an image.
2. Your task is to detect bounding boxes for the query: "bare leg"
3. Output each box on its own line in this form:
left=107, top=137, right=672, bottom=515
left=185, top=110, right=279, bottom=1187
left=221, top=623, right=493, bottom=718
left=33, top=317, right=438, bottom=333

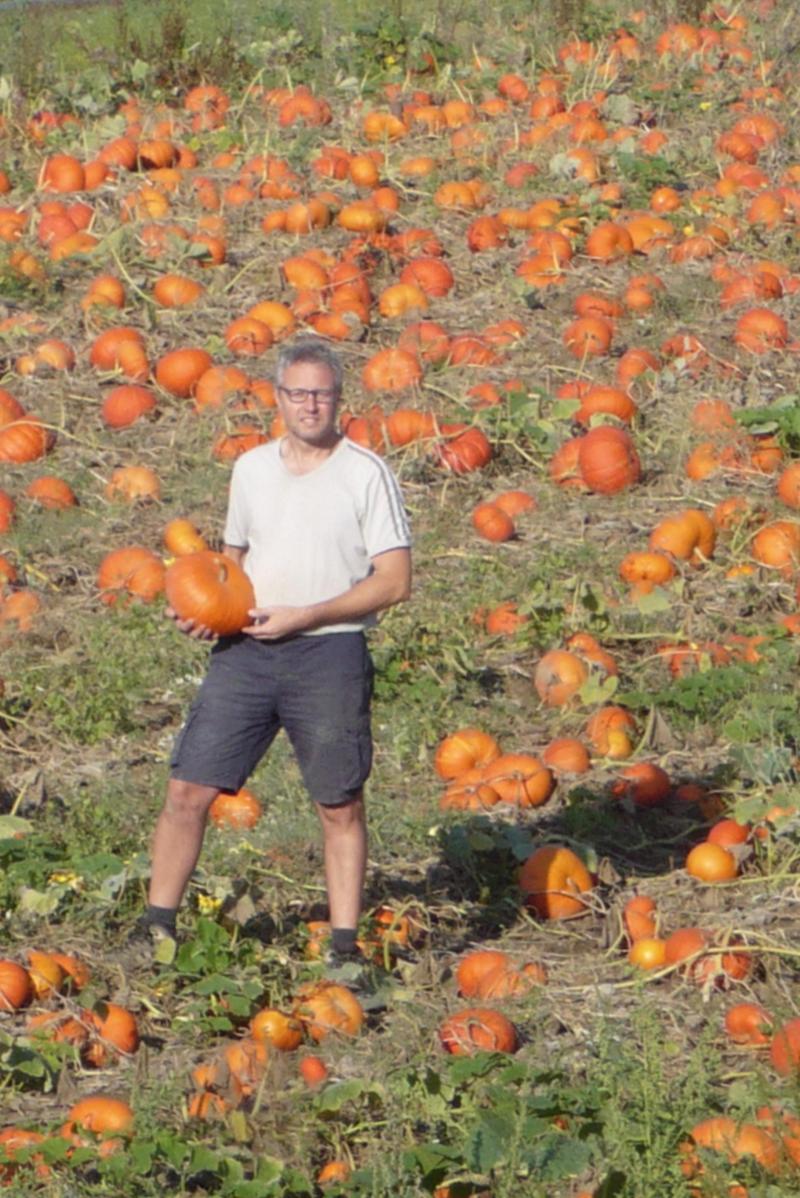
left=316, top=792, right=367, bottom=929
left=149, top=778, right=219, bottom=910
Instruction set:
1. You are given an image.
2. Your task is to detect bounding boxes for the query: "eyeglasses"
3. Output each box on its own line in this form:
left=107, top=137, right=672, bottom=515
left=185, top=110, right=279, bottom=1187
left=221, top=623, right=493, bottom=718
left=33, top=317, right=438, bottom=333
left=277, top=386, right=337, bottom=405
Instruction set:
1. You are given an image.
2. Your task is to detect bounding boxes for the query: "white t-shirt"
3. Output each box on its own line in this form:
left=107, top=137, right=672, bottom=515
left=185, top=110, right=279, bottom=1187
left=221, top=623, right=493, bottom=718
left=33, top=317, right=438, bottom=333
left=223, top=437, right=411, bottom=634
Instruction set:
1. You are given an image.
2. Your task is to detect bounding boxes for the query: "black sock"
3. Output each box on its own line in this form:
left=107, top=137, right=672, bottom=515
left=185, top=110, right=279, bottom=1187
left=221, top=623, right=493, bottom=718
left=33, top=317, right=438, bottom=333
left=331, top=927, right=357, bottom=955
left=145, top=905, right=177, bottom=935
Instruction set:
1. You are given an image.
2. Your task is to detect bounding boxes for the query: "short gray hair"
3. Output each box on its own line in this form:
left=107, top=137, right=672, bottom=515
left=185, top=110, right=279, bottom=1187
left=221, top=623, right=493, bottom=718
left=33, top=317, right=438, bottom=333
left=275, top=336, right=344, bottom=398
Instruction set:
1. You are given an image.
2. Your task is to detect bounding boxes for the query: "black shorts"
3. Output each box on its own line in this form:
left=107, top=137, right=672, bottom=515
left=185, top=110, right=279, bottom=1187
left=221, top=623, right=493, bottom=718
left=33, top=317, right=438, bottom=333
left=170, top=632, right=374, bottom=806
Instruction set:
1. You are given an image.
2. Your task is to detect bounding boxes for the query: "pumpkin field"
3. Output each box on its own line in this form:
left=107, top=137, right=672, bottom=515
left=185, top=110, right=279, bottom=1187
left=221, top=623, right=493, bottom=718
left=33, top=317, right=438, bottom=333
left=2, top=0, right=800, bottom=1193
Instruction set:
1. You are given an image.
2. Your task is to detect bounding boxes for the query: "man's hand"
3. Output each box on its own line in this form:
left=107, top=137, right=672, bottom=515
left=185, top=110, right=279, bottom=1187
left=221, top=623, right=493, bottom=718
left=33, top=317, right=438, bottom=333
left=242, top=606, right=312, bottom=640
left=165, top=605, right=216, bottom=641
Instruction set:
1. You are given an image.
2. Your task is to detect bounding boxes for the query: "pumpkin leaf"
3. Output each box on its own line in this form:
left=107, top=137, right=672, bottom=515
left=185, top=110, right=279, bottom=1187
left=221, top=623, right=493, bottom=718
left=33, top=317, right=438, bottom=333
left=405, top=1142, right=463, bottom=1182
left=550, top=398, right=581, bottom=421
left=465, top=1108, right=510, bottom=1171
left=315, top=1079, right=383, bottom=1112
left=521, top=1132, right=595, bottom=1178
left=228, top=1109, right=250, bottom=1143
left=17, top=886, right=63, bottom=916
left=578, top=673, right=618, bottom=705
left=0, top=815, right=32, bottom=838
left=631, top=586, right=673, bottom=614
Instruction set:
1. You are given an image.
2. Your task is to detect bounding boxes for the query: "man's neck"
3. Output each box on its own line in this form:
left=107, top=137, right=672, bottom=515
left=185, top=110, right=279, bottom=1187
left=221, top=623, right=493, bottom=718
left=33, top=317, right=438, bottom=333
left=280, top=434, right=341, bottom=475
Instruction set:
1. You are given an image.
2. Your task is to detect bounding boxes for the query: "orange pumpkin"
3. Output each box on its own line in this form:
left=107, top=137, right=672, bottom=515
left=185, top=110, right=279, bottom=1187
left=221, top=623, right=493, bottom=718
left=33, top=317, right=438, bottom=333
left=577, top=426, right=641, bottom=494
left=434, top=728, right=501, bottom=780
left=105, top=466, right=161, bottom=503
left=770, top=1017, right=800, bottom=1077
left=250, top=1008, right=303, bottom=1051
left=472, top=502, right=515, bottom=542
left=0, top=415, right=54, bottom=463
left=155, top=348, right=214, bottom=397
left=455, top=950, right=511, bottom=997
left=97, top=547, right=165, bottom=606
left=439, top=1007, right=517, bottom=1055
left=586, top=706, right=637, bottom=757
left=101, top=384, right=157, bottom=429
left=164, top=551, right=255, bottom=635
left=563, top=315, right=613, bottom=358
left=481, top=753, right=554, bottom=807
left=519, top=845, right=594, bottom=920
left=24, top=475, right=77, bottom=510
left=435, top=427, right=492, bottom=474
left=685, top=842, right=738, bottom=883
left=724, top=1002, right=772, bottom=1046
left=362, top=348, right=422, bottom=392
left=541, top=737, right=590, bottom=774
left=84, top=1002, right=139, bottom=1062
left=209, top=788, right=262, bottom=829
left=611, top=762, right=671, bottom=807
left=163, top=519, right=208, bottom=557
left=533, top=649, right=587, bottom=706
left=0, top=960, right=32, bottom=1011
left=293, top=981, right=364, bottom=1041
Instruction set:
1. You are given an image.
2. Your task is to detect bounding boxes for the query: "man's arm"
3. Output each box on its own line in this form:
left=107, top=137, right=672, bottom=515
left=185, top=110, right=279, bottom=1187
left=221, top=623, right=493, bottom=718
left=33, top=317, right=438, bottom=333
left=243, top=547, right=411, bottom=640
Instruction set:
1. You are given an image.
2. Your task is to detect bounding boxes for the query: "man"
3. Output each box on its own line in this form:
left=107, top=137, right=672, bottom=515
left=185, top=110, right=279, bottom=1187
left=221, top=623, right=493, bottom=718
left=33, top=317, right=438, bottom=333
left=141, top=336, right=412, bottom=968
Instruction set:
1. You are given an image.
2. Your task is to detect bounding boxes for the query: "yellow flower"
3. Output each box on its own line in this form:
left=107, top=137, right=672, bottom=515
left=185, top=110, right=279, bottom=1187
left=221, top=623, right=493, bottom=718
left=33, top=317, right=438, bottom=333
left=48, top=870, right=84, bottom=890
left=197, top=893, right=222, bottom=914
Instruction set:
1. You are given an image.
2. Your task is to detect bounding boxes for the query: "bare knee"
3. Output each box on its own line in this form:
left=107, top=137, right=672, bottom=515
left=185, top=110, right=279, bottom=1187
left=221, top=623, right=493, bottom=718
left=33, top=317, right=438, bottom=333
left=163, top=778, right=219, bottom=823
left=316, top=792, right=365, bottom=832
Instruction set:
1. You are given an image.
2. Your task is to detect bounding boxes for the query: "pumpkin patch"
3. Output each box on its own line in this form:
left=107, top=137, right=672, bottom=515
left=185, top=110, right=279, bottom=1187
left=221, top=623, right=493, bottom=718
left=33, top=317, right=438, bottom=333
left=2, top=3, right=800, bottom=1195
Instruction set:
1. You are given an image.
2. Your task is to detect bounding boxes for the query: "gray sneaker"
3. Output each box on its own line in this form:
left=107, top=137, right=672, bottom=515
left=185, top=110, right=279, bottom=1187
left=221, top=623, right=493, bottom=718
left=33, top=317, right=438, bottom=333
left=322, top=949, right=392, bottom=1009
left=130, top=918, right=177, bottom=967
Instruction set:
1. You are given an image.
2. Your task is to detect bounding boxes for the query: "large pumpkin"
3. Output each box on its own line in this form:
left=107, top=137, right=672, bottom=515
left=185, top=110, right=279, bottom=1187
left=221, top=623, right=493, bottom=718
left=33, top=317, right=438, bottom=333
left=164, top=551, right=255, bottom=635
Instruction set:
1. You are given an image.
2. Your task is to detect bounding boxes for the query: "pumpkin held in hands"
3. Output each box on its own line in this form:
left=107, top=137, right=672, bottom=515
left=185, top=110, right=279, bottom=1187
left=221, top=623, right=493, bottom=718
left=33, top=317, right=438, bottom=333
left=165, top=551, right=255, bottom=635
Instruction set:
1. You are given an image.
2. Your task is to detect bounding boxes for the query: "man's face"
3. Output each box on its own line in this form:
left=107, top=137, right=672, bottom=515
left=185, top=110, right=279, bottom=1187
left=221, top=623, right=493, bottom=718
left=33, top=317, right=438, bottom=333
left=276, top=361, right=339, bottom=447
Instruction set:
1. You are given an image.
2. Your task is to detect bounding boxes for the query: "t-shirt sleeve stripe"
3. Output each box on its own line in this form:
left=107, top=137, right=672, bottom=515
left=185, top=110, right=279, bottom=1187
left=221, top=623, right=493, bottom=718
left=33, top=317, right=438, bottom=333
left=345, top=442, right=411, bottom=547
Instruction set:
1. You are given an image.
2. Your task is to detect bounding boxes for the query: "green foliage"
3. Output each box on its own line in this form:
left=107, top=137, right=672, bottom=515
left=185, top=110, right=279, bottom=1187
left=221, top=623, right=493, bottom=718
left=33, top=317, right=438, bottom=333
left=8, top=603, right=197, bottom=744
left=620, top=648, right=799, bottom=756
left=613, top=151, right=683, bottom=208
left=153, top=917, right=266, bottom=1032
left=0, top=1030, right=62, bottom=1093
left=582, top=1002, right=720, bottom=1196
left=735, top=395, right=800, bottom=453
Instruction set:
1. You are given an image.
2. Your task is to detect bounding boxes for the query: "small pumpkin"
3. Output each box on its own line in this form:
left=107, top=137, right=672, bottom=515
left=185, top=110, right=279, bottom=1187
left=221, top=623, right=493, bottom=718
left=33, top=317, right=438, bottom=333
left=519, top=845, right=594, bottom=920
left=105, top=466, right=161, bottom=503
left=434, top=728, right=501, bottom=780
left=209, top=788, right=262, bottom=829
left=533, top=649, right=587, bottom=706
left=0, top=960, right=33, bottom=1011
left=101, top=384, right=157, bottom=429
left=439, top=1007, right=517, bottom=1055
left=0, top=415, right=54, bottom=463
left=97, top=546, right=165, bottom=606
left=163, top=518, right=208, bottom=556
left=472, top=502, right=515, bottom=542
left=481, top=753, right=554, bottom=807
left=293, top=981, right=364, bottom=1041
left=155, top=347, right=214, bottom=398
left=577, top=426, right=641, bottom=494
left=435, top=427, right=492, bottom=474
